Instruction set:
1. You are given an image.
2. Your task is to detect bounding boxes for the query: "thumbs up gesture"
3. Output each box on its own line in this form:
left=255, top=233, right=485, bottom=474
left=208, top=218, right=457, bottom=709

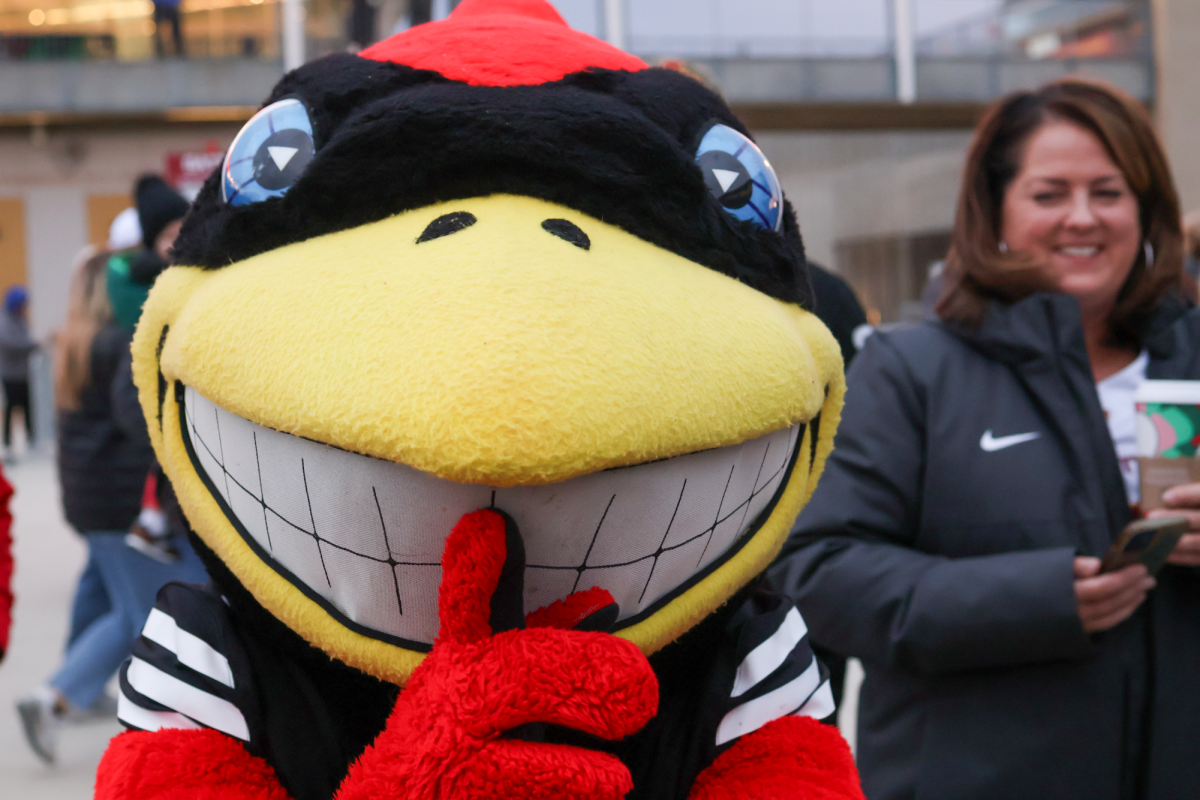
left=334, top=508, right=659, bottom=800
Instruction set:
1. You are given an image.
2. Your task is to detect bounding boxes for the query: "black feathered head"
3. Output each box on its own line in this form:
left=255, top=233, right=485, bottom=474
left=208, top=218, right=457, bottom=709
left=132, top=0, right=845, bottom=684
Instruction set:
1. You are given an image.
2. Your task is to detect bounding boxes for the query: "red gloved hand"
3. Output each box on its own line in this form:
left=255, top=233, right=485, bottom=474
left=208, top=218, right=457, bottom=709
left=96, top=727, right=290, bottom=800
left=687, top=716, right=864, bottom=800
left=334, top=508, right=659, bottom=800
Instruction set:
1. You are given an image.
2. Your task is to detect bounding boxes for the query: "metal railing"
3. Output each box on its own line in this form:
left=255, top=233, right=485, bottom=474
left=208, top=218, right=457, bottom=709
left=0, top=0, right=282, bottom=61
left=0, top=0, right=1156, bottom=107
left=918, top=0, right=1150, bottom=59
left=1, top=32, right=112, bottom=58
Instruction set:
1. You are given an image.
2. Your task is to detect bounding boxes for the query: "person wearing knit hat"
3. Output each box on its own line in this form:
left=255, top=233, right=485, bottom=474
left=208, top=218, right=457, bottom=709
left=134, top=174, right=188, bottom=265
left=110, top=175, right=189, bottom=329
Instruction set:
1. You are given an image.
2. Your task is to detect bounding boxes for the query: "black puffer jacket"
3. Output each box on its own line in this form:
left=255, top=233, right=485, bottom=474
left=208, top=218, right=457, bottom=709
left=770, top=293, right=1200, bottom=800
left=57, top=325, right=154, bottom=532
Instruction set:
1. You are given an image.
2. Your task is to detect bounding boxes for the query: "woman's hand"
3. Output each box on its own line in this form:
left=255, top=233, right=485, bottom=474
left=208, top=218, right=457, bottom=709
left=1073, top=557, right=1154, bottom=633
left=1147, top=483, right=1200, bottom=566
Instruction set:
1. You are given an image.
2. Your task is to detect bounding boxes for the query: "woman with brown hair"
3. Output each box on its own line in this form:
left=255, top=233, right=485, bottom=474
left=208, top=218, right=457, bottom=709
left=771, top=78, right=1200, bottom=799
left=16, top=245, right=206, bottom=765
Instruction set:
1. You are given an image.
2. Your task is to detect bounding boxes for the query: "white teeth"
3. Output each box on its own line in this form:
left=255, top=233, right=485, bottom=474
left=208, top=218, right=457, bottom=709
left=1060, top=246, right=1099, bottom=256
left=182, top=386, right=800, bottom=647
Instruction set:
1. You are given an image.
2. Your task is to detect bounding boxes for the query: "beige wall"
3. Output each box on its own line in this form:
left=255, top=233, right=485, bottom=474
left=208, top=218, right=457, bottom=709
left=87, top=194, right=133, bottom=251
left=22, top=187, right=87, bottom=342
left=758, top=129, right=971, bottom=282
left=1153, top=0, right=1200, bottom=216
left=0, top=198, right=29, bottom=299
left=0, top=124, right=238, bottom=338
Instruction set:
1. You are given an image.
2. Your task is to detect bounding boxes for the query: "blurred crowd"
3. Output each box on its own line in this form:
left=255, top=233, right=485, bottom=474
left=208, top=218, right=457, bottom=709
left=9, top=174, right=209, bottom=764
left=1, top=73, right=1199, bottom=800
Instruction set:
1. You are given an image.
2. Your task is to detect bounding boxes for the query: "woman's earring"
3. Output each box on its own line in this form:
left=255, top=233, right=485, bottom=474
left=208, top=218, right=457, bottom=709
left=1144, top=241, right=1155, bottom=267
left=999, top=241, right=1009, bottom=254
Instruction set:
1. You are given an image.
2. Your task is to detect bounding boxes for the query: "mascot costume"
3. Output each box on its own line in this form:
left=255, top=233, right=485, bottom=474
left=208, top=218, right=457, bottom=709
left=95, top=1, right=860, bottom=798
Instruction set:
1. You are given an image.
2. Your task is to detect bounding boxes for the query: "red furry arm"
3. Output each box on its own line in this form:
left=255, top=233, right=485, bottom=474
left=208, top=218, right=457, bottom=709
left=0, top=464, right=12, bottom=659
left=96, top=729, right=291, bottom=800
left=687, top=717, right=864, bottom=800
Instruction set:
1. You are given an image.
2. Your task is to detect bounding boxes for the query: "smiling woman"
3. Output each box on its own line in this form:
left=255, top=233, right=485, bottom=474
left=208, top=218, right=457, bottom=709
left=1000, top=121, right=1143, bottom=334
left=771, top=78, right=1200, bottom=800
left=937, top=79, right=1184, bottom=352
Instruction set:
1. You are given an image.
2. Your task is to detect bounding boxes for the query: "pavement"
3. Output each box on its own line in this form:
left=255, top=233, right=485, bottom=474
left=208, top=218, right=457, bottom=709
left=0, top=448, right=122, bottom=800
left=0, top=444, right=866, bottom=800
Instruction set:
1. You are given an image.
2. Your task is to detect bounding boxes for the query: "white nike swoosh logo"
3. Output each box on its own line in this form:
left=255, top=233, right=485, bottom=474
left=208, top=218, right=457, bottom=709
left=980, top=429, right=1041, bottom=452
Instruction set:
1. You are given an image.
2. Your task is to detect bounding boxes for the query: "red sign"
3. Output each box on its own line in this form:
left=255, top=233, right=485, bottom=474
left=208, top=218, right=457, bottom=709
left=165, top=141, right=225, bottom=201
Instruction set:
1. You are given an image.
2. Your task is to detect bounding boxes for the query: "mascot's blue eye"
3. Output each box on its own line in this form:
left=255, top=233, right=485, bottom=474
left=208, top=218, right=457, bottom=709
left=222, top=98, right=315, bottom=206
left=695, top=123, right=783, bottom=232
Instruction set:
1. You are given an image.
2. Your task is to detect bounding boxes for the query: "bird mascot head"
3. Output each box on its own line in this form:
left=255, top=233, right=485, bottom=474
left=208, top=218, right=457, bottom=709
left=98, top=2, right=860, bottom=799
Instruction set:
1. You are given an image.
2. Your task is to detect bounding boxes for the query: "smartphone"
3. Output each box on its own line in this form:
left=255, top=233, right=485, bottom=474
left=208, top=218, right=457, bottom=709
left=1100, top=517, right=1189, bottom=576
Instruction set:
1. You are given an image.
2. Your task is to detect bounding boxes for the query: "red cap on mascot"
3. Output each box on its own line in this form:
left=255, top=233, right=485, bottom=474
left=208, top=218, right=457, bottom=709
left=360, top=0, right=648, bottom=86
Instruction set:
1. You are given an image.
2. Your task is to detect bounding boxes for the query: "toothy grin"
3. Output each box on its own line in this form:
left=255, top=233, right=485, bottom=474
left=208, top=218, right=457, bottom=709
left=181, top=386, right=802, bottom=649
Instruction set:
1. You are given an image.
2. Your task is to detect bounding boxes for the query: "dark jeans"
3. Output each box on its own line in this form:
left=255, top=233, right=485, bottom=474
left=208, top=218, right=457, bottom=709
left=154, top=4, right=184, bottom=57
left=2, top=379, right=31, bottom=447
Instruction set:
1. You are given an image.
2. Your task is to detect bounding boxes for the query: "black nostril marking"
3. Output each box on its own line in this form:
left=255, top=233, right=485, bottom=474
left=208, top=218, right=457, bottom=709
left=416, top=212, right=477, bottom=243
left=542, top=219, right=590, bottom=250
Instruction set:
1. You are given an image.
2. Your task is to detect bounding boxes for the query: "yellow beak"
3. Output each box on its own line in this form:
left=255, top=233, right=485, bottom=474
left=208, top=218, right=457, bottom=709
left=132, top=194, right=844, bottom=683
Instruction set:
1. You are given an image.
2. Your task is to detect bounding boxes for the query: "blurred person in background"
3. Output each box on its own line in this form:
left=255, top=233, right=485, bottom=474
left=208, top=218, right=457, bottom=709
left=771, top=78, right=1200, bottom=799
left=61, top=180, right=201, bottom=652
left=109, top=176, right=205, bottom=567
left=104, top=177, right=186, bottom=335
left=104, top=206, right=146, bottom=332
left=127, top=175, right=188, bottom=292
left=0, top=285, right=38, bottom=460
left=153, top=0, right=185, bottom=58
left=15, top=195, right=205, bottom=764
left=56, top=210, right=146, bottom=662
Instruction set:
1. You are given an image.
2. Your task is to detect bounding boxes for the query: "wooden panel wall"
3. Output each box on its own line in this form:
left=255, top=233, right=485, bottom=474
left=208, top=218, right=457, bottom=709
left=86, top=193, right=133, bottom=250
left=0, top=198, right=29, bottom=296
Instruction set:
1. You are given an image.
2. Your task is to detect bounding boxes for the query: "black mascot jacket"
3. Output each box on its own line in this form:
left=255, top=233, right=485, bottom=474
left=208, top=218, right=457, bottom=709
left=771, top=292, right=1200, bottom=800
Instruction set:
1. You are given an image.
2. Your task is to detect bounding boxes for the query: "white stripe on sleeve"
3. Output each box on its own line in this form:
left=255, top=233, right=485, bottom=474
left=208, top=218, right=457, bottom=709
left=730, top=607, right=808, bottom=698
left=141, top=608, right=236, bottom=688
left=715, top=656, right=824, bottom=746
left=117, top=683, right=204, bottom=734
left=126, top=657, right=251, bottom=740
left=794, top=679, right=836, bottom=721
